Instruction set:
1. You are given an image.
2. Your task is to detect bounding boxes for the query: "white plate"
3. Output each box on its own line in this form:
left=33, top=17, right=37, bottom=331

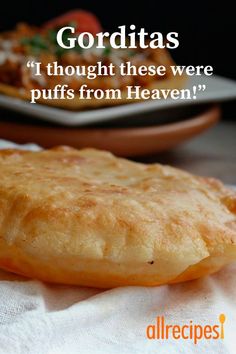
left=0, top=75, right=236, bottom=126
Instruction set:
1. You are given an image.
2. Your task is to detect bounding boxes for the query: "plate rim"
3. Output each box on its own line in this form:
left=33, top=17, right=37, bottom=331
left=0, top=75, right=235, bottom=126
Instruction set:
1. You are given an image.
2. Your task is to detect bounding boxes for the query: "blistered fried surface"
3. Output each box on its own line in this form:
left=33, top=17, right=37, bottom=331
left=0, top=147, right=235, bottom=287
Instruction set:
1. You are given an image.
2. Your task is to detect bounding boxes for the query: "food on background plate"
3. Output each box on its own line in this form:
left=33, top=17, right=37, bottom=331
left=43, top=10, right=103, bottom=35
left=0, top=10, right=186, bottom=109
left=0, top=146, right=235, bottom=288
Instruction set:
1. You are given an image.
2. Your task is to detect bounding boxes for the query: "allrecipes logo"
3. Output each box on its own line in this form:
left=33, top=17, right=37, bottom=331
left=146, top=314, right=226, bottom=345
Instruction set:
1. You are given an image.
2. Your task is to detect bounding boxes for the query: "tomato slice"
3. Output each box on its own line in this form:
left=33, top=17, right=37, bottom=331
left=43, top=10, right=102, bottom=35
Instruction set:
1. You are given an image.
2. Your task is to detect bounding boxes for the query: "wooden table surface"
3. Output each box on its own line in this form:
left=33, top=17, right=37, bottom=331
left=137, top=121, right=236, bottom=185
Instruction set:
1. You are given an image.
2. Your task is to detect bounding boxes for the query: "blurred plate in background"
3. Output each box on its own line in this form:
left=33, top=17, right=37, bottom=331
left=0, top=105, right=220, bottom=156
left=0, top=75, right=234, bottom=126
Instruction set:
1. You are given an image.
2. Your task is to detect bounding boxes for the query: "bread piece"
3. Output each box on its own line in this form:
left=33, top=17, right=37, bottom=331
left=0, top=147, right=235, bottom=287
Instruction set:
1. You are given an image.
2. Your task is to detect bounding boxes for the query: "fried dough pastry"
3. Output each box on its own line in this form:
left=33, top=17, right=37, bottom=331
left=0, top=147, right=235, bottom=287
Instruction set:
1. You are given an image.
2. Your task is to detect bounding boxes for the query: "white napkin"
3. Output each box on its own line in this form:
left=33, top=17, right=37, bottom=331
left=0, top=140, right=235, bottom=354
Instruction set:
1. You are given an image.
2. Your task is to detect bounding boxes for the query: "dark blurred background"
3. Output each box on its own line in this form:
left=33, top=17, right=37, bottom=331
left=1, top=0, right=236, bottom=119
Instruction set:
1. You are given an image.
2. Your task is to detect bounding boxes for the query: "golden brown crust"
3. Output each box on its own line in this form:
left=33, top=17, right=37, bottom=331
left=0, top=146, right=235, bottom=287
